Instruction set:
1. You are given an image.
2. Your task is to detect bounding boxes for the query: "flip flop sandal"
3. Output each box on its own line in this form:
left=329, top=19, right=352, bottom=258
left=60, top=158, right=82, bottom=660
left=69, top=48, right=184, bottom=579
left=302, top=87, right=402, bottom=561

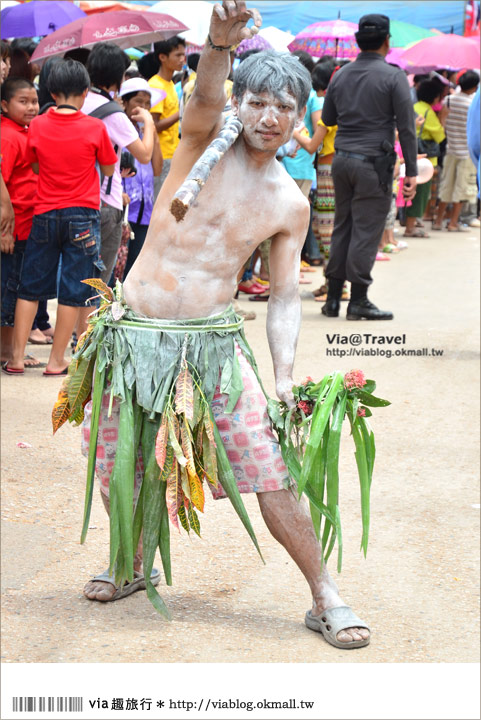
left=86, top=568, right=161, bottom=602
left=43, top=367, right=69, bottom=376
left=447, top=225, right=469, bottom=232
left=28, top=335, right=53, bottom=345
left=2, top=362, right=24, bottom=375
left=24, top=354, right=47, bottom=369
left=305, top=606, right=370, bottom=649
left=249, top=294, right=269, bottom=302
left=313, top=285, right=328, bottom=297
left=382, top=244, right=400, bottom=254
left=376, top=252, right=390, bottom=261
left=403, top=229, right=430, bottom=238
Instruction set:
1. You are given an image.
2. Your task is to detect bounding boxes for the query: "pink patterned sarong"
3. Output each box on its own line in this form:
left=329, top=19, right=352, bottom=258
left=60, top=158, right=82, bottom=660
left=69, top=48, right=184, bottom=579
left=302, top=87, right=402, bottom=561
left=81, top=342, right=290, bottom=501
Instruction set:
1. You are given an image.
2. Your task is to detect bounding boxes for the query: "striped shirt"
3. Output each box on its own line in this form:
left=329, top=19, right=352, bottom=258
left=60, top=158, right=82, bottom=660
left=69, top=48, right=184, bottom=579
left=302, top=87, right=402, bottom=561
left=444, top=93, right=473, bottom=157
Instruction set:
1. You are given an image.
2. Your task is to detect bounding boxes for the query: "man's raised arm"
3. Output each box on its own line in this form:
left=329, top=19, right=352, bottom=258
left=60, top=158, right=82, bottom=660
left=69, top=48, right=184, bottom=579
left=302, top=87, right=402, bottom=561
left=181, top=0, right=261, bottom=142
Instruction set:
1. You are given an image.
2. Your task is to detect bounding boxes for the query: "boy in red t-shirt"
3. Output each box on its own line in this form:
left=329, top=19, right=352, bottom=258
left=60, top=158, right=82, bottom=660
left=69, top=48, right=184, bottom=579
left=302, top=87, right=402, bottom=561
left=6, top=59, right=117, bottom=376
left=1, top=78, right=39, bottom=367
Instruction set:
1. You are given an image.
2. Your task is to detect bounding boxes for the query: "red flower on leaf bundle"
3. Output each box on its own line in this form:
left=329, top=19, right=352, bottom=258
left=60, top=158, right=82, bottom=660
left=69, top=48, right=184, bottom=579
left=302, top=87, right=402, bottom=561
left=297, top=399, right=313, bottom=416
left=344, top=369, right=366, bottom=390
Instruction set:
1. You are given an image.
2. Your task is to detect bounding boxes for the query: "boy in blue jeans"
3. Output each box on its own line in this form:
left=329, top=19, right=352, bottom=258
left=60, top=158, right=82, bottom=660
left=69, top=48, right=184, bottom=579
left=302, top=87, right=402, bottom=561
left=6, top=59, right=117, bottom=376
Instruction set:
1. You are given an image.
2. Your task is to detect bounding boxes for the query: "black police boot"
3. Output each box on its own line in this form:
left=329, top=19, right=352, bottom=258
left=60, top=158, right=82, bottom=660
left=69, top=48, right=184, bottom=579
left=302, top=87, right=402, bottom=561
left=346, top=297, right=394, bottom=321
left=321, top=277, right=344, bottom=318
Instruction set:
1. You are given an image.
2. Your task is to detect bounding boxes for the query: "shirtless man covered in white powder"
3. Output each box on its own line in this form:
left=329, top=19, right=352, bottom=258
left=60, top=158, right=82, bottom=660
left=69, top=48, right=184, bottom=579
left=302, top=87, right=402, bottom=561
left=83, top=0, right=370, bottom=650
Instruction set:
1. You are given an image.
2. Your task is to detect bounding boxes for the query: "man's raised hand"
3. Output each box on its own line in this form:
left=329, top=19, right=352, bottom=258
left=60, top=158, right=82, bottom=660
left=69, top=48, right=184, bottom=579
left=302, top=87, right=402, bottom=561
left=210, top=0, right=262, bottom=47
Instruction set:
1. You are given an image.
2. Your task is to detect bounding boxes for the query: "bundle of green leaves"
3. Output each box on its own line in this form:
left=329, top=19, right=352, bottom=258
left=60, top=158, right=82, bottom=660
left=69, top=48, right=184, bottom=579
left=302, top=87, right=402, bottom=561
left=268, top=370, right=390, bottom=573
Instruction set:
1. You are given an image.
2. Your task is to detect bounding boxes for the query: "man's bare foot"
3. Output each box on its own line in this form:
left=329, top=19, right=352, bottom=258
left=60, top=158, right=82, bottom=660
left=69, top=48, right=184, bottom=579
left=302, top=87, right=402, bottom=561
left=84, top=554, right=144, bottom=602
left=310, top=579, right=370, bottom=645
left=28, top=328, right=52, bottom=344
left=83, top=577, right=119, bottom=602
left=44, top=357, right=69, bottom=375
left=24, top=354, right=46, bottom=368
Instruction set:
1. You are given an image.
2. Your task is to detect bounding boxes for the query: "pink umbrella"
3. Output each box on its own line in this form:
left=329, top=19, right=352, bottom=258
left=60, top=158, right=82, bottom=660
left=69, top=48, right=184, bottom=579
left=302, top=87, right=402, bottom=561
left=235, top=34, right=272, bottom=57
left=385, top=47, right=408, bottom=69
left=31, top=10, right=188, bottom=62
left=400, top=34, right=481, bottom=72
left=288, top=19, right=359, bottom=59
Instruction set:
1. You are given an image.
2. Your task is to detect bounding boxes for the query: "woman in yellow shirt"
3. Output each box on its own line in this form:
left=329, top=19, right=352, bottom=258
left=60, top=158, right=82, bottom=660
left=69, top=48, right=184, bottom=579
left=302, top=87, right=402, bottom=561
left=405, top=80, right=446, bottom=237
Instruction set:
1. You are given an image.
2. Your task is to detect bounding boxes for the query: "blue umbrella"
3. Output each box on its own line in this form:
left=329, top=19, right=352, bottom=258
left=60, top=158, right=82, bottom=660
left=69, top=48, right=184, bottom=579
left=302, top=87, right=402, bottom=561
left=1, top=1, right=86, bottom=40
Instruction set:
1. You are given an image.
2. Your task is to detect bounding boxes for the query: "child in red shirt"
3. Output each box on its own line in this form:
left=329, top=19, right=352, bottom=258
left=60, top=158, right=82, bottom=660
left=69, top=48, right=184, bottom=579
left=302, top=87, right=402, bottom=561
left=6, top=59, right=117, bottom=376
left=1, top=77, right=39, bottom=367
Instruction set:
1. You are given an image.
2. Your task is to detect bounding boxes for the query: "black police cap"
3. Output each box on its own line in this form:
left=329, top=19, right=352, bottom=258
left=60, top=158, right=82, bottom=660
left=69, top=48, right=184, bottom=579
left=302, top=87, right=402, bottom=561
left=356, top=14, right=390, bottom=37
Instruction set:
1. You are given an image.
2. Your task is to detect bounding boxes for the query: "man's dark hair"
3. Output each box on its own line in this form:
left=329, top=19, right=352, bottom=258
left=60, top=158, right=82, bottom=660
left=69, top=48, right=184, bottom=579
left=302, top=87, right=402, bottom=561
left=1, top=76, right=35, bottom=103
left=137, top=51, right=160, bottom=80
left=291, top=50, right=315, bottom=74
left=187, top=53, right=200, bottom=72
left=458, top=70, right=480, bottom=92
left=413, top=74, right=429, bottom=85
left=63, top=47, right=91, bottom=66
left=47, top=58, right=90, bottom=97
left=317, top=54, right=336, bottom=67
left=86, top=42, right=130, bottom=91
left=311, top=63, right=333, bottom=92
left=10, top=37, right=37, bottom=58
left=37, top=56, right=62, bottom=108
left=154, top=36, right=185, bottom=61
left=356, top=34, right=387, bottom=51
left=416, top=79, right=441, bottom=105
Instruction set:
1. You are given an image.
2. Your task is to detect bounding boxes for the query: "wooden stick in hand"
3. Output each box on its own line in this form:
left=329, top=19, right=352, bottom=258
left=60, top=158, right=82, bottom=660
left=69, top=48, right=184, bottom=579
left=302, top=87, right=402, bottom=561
left=170, top=116, right=243, bottom=222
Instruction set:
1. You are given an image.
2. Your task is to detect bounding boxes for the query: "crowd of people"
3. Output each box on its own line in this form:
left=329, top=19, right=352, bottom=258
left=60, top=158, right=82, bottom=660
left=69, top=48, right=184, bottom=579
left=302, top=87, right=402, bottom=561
left=1, top=17, right=480, bottom=372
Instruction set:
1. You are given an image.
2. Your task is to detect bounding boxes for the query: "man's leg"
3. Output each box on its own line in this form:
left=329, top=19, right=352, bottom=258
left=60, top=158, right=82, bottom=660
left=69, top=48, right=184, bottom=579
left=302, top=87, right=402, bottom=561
left=344, top=161, right=394, bottom=320
left=257, top=488, right=370, bottom=645
left=81, top=393, right=145, bottom=601
left=323, top=156, right=354, bottom=316
left=9, top=298, right=39, bottom=371
left=83, top=489, right=143, bottom=601
left=44, top=304, right=79, bottom=374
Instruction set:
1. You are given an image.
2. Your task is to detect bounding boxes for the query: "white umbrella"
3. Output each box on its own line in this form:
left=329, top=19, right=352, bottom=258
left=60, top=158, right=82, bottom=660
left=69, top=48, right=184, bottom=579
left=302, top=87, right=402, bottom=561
left=258, top=25, right=294, bottom=52
left=0, top=0, right=20, bottom=8
left=149, top=0, right=212, bottom=47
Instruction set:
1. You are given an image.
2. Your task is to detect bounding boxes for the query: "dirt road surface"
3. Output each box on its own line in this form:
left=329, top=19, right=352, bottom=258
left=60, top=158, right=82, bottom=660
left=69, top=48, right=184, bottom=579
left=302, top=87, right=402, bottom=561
left=2, top=226, right=479, bottom=672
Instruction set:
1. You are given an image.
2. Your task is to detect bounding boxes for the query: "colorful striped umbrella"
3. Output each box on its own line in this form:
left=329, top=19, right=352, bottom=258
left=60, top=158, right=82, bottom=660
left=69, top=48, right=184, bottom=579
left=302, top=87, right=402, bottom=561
left=389, top=20, right=441, bottom=49
left=287, top=19, right=358, bottom=59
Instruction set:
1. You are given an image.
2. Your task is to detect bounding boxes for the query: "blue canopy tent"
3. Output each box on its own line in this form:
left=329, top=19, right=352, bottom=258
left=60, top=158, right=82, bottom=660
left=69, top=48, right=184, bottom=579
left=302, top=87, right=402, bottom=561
left=127, top=1, right=466, bottom=35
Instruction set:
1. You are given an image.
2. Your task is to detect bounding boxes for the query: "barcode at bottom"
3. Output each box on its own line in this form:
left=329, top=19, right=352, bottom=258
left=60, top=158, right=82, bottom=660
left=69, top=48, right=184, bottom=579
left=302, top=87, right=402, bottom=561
left=13, top=697, right=83, bottom=712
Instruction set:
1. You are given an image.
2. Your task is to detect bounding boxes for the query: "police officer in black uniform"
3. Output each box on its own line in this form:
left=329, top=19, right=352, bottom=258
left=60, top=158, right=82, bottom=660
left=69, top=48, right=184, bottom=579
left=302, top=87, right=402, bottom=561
left=321, top=14, right=418, bottom=320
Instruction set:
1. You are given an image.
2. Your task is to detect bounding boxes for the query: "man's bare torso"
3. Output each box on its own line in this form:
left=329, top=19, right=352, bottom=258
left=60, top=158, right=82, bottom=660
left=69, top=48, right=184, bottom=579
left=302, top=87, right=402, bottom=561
left=123, top=138, right=307, bottom=320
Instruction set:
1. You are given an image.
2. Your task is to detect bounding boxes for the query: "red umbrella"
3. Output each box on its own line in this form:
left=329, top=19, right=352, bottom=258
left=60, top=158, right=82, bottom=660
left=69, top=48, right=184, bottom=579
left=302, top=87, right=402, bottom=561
left=31, top=10, right=188, bottom=62
left=400, top=34, right=481, bottom=73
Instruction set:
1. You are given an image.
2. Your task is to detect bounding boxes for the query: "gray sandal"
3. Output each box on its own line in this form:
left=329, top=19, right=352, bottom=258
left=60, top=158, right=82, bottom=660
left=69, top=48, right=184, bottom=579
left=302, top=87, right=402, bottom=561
left=305, top=606, right=370, bottom=649
left=87, top=568, right=160, bottom=602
